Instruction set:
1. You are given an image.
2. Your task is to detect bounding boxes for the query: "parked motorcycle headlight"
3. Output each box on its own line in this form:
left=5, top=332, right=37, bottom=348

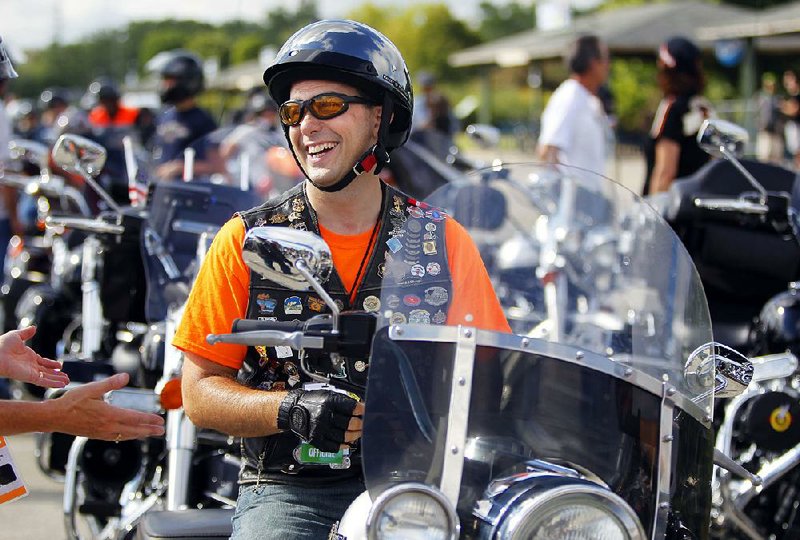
left=497, top=483, right=645, bottom=540
left=366, top=483, right=458, bottom=540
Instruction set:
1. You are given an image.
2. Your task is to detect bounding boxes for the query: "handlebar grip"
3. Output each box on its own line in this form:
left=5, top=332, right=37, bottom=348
left=231, top=318, right=306, bottom=333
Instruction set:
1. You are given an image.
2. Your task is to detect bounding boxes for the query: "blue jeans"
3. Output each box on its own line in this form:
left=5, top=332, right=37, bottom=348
left=231, top=479, right=365, bottom=540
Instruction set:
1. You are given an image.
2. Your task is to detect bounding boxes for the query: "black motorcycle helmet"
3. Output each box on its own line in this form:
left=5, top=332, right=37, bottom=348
left=0, top=36, right=18, bottom=81
left=91, top=77, right=120, bottom=100
left=154, top=50, right=204, bottom=105
left=39, top=87, right=70, bottom=111
left=263, top=19, right=413, bottom=192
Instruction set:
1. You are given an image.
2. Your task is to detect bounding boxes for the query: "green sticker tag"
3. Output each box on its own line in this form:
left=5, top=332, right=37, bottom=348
left=294, top=443, right=349, bottom=465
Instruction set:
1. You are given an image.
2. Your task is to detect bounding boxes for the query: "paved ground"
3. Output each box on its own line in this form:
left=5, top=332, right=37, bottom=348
left=0, top=433, right=66, bottom=540
left=465, top=145, right=647, bottom=195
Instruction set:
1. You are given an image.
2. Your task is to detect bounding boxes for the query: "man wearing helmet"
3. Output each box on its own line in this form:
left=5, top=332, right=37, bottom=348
left=174, top=20, right=509, bottom=539
left=86, top=78, right=139, bottom=128
left=149, top=50, right=221, bottom=180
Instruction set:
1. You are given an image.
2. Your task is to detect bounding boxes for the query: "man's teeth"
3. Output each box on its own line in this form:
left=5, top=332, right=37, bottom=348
left=308, top=142, right=337, bottom=155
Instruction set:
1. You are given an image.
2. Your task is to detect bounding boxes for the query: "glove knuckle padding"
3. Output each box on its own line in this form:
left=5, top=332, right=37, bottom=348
left=284, top=390, right=357, bottom=451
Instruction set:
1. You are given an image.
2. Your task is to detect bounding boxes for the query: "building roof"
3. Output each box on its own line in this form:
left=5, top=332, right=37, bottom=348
left=698, top=1, right=800, bottom=40
left=449, top=2, right=753, bottom=67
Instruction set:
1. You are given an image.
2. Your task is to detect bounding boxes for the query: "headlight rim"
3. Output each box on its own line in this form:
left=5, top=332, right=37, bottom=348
left=366, top=482, right=459, bottom=540
left=497, top=481, right=646, bottom=540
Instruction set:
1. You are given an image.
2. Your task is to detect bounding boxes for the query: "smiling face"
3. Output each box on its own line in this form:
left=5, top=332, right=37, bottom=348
left=287, top=80, right=382, bottom=188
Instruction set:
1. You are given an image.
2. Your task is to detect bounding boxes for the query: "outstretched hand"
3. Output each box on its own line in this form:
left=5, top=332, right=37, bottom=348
left=0, top=326, right=69, bottom=388
left=52, top=373, right=166, bottom=441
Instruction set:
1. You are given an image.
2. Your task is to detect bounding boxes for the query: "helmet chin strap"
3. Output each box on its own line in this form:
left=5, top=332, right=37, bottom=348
left=288, top=93, right=394, bottom=193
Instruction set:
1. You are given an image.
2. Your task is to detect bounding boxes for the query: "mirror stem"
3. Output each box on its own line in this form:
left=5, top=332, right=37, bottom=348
left=714, top=448, right=762, bottom=486
left=80, top=166, right=123, bottom=215
left=718, top=146, right=767, bottom=205
left=294, top=258, right=340, bottom=333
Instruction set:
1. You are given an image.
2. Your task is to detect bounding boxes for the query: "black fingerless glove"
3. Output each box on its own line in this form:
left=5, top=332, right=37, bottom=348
left=277, top=389, right=358, bottom=453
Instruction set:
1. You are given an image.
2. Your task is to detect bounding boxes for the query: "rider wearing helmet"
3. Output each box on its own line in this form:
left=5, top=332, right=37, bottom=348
left=174, top=20, right=509, bottom=539
left=86, top=77, right=139, bottom=128
left=149, top=50, right=219, bottom=180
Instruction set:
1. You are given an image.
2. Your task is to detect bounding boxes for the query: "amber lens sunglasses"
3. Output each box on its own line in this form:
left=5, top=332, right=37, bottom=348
left=279, top=92, right=375, bottom=127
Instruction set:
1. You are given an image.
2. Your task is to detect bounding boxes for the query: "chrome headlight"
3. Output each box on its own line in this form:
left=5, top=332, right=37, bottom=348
left=497, top=482, right=645, bottom=540
left=366, top=483, right=459, bottom=540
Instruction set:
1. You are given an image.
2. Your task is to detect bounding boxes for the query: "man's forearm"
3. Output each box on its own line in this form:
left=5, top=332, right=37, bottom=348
left=182, top=352, right=287, bottom=438
left=536, top=144, right=560, bottom=163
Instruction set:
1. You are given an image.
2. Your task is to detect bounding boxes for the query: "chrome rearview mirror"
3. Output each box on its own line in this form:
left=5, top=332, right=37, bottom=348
left=242, top=226, right=333, bottom=290
left=697, top=119, right=767, bottom=204
left=686, top=342, right=754, bottom=401
left=697, top=119, right=748, bottom=159
left=243, top=226, right=339, bottom=328
left=51, top=133, right=107, bottom=178
left=51, top=133, right=122, bottom=214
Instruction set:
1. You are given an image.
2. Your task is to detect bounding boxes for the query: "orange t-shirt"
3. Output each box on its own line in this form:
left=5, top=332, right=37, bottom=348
left=88, top=105, right=139, bottom=127
left=172, top=215, right=511, bottom=370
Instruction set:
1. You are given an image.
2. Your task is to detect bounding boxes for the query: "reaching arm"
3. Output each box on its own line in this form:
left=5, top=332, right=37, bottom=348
left=536, top=144, right=561, bottom=164
left=0, top=327, right=69, bottom=388
left=0, top=373, right=164, bottom=440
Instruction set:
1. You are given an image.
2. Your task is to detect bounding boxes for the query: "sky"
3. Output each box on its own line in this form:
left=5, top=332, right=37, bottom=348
left=1, top=0, right=489, bottom=55
left=0, top=0, right=602, bottom=58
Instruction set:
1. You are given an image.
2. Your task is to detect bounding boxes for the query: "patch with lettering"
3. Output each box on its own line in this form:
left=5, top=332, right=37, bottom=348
left=284, top=296, right=303, bottom=315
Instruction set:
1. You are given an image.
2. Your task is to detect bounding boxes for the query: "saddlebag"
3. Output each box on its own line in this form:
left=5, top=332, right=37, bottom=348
left=135, top=509, right=233, bottom=540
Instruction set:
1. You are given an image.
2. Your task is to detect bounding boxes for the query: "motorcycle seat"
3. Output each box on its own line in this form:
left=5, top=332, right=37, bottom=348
left=135, top=509, right=233, bottom=540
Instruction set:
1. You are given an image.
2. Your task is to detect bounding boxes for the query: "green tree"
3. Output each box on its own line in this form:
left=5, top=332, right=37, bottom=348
left=477, top=1, right=536, bottom=42
left=352, top=3, right=480, bottom=82
left=230, top=35, right=268, bottom=65
left=186, top=31, right=231, bottom=67
left=264, top=0, right=319, bottom=47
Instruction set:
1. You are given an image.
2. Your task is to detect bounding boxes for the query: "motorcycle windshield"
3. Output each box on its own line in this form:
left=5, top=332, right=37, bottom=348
left=365, top=163, right=714, bottom=507
left=139, top=128, right=281, bottom=321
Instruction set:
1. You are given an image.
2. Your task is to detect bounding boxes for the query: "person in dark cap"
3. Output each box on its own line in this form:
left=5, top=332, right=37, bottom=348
left=644, top=35, right=714, bottom=195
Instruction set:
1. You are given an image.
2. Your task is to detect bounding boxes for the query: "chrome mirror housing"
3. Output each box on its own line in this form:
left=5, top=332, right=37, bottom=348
left=686, top=342, right=754, bottom=401
left=713, top=346, right=754, bottom=398
left=242, top=226, right=333, bottom=291
left=51, top=133, right=107, bottom=178
left=697, top=119, right=749, bottom=160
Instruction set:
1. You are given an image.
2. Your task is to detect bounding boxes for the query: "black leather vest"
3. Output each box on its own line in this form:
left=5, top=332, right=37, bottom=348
left=236, top=181, right=452, bottom=484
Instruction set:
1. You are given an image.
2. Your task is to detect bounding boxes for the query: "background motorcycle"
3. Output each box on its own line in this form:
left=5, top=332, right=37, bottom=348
left=42, top=131, right=268, bottom=540
left=657, top=119, right=800, bottom=540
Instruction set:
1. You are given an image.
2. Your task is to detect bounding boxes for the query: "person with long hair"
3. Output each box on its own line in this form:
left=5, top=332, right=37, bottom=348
left=644, top=36, right=713, bottom=195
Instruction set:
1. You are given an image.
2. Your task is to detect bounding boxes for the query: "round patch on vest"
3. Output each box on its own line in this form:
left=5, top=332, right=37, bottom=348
left=363, top=295, right=381, bottom=312
left=425, top=287, right=449, bottom=306
left=409, top=309, right=431, bottom=324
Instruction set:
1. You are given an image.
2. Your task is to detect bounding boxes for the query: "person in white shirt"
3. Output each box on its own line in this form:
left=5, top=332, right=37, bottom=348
left=537, top=34, right=611, bottom=175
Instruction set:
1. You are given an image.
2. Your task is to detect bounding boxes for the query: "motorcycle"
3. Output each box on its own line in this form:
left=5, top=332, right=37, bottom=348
left=139, top=162, right=752, bottom=539
left=39, top=131, right=268, bottom=540
left=655, top=119, right=800, bottom=539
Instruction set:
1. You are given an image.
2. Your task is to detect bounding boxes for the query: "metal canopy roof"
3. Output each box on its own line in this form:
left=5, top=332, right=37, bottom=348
left=698, top=1, right=800, bottom=40
left=449, top=2, right=754, bottom=68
